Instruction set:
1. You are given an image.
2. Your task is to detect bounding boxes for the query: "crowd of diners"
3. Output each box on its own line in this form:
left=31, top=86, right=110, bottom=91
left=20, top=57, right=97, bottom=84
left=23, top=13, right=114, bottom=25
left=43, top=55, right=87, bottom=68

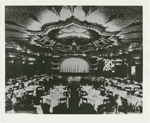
left=5, top=74, right=143, bottom=114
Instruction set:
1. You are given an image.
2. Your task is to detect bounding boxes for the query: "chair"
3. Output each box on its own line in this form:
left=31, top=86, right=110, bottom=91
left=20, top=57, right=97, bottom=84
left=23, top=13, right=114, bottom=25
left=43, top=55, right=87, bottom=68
left=82, top=97, right=87, bottom=104
left=107, top=91, right=113, bottom=96
left=39, top=81, right=44, bottom=86
left=53, top=106, right=60, bottom=114
left=26, top=91, right=34, bottom=105
left=117, top=85, right=122, bottom=90
left=33, top=97, right=41, bottom=105
left=60, top=98, right=67, bottom=104
left=16, top=103, right=36, bottom=114
left=63, top=86, right=67, bottom=89
left=111, top=83, right=114, bottom=87
left=20, top=83, right=25, bottom=89
left=41, top=103, right=51, bottom=114
left=63, top=91, right=70, bottom=97
left=103, top=99, right=110, bottom=105
left=53, top=104, right=68, bottom=114
left=5, top=100, right=12, bottom=112
left=13, top=86, right=19, bottom=90
left=97, top=106, right=106, bottom=114
left=100, top=88, right=106, bottom=96
left=138, top=105, right=143, bottom=113
left=138, top=91, right=143, bottom=97
left=80, top=91, right=88, bottom=96
left=133, top=87, right=139, bottom=95
left=125, top=87, right=131, bottom=95
left=119, top=98, right=128, bottom=114
left=36, top=87, right=43, bottom=97
left=27, top=91, right=34, bottom=96
left=39, top=97, right=43, bottom=104
left=103, top=99, right=115, bottom=113
left=134, top=87, right=139, bottom=92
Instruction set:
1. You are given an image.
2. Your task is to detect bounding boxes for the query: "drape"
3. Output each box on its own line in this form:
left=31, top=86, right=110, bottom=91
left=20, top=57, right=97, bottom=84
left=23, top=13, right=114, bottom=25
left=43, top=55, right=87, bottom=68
left=60, top=57, right=89, bottom=73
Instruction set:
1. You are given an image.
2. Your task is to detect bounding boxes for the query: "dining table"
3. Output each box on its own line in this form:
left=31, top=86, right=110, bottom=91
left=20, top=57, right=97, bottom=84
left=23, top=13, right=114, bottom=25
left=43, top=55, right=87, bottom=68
left=41, top=94, right=67, bottom=113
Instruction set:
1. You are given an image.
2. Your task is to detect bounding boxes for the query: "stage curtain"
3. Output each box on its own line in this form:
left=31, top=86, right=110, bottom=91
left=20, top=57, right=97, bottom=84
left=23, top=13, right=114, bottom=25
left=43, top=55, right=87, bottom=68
left=60, top=57, right=89, bottom=73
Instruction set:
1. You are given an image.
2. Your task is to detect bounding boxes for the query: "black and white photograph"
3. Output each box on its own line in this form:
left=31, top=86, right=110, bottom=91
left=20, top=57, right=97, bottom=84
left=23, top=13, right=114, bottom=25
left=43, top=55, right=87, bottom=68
left=4, top=4, right=145, bottom=116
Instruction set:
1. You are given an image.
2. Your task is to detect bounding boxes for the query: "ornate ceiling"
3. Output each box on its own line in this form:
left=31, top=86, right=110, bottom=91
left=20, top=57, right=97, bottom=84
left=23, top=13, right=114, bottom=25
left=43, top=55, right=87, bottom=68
left=5, top=6, right=142, bottom=59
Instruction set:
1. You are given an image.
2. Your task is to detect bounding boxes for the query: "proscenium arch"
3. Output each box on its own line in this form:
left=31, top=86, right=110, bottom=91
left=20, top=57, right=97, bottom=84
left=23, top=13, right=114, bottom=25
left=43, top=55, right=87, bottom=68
left=59, top=57, right=90, bottom=73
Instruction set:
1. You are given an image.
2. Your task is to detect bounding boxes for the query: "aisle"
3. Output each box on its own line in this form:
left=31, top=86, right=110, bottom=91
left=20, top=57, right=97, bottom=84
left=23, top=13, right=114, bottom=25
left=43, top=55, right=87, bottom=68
left=69, top=86, right=80, bottom=114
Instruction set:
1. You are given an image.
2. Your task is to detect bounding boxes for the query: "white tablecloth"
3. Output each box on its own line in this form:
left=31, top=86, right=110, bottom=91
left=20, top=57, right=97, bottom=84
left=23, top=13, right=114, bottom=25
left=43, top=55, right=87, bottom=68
left=79, top=95, right=108, bottom=111
left=105, top=86, right=142, bottom=107
left=41, top=94, right=67, bottom=113
left=34, top=105, right=43, bottom=114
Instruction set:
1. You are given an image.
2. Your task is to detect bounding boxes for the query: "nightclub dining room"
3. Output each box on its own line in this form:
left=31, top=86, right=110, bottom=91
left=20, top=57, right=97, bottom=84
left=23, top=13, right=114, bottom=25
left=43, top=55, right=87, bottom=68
left=5, top=6, right=143, bottom=114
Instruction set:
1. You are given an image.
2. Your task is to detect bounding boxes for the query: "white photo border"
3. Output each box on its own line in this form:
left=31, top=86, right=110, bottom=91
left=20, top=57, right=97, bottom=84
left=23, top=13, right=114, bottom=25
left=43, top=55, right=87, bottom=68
left=0, top=0, right=149, bottom=122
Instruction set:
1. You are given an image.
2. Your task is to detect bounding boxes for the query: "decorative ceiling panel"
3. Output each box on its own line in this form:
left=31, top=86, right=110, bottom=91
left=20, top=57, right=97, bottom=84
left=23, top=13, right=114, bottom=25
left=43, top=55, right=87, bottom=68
left=5, top=6, right=142, bottom=57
